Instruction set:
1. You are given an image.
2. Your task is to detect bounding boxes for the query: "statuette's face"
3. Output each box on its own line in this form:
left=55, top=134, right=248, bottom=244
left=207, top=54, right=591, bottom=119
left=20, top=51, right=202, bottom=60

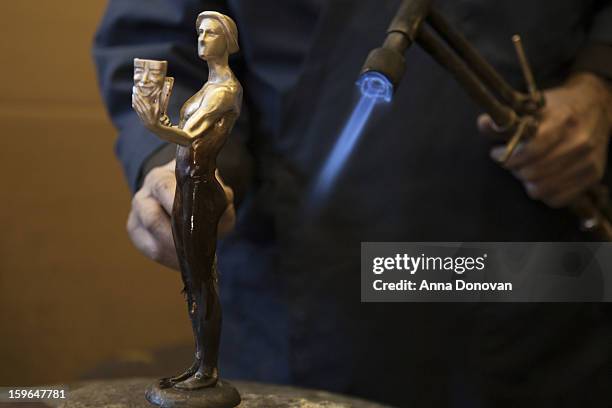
left=197, top=19, right=227, bottom=60
left=133, top=59, right=167, bottom=97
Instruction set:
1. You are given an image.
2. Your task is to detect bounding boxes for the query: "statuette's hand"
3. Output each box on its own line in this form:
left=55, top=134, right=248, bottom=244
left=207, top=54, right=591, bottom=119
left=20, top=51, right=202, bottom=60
left=132, top=89, right=163, bottom=130
left=127, top=160, right=236, bottom=270
left=159, top=114, right=172, bottom=127
left=479, top=73, right=612, bottom=208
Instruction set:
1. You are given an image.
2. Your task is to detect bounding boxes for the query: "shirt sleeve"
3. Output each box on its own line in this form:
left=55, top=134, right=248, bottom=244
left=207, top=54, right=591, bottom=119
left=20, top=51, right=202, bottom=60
left=572, top=1, right=612, bottom=81
left=92, top=0, right=250, bottom=192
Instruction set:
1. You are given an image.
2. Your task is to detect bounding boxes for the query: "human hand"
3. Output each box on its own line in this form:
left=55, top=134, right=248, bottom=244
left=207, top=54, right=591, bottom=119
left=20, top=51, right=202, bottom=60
left=132, top=88, right=162, bottom=129
left=479, top=73, right=612, bottom=208
left=127, top=160, right=236, bottom=270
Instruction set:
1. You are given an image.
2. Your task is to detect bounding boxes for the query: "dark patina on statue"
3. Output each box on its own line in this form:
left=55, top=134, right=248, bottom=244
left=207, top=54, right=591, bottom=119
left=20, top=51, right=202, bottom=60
left=131, top=10, right=242, bottom=408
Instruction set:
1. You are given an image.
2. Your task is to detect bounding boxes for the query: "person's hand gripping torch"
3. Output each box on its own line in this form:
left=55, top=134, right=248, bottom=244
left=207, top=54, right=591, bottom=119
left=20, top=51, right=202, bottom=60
left=360, top=0, right=612, bottom=240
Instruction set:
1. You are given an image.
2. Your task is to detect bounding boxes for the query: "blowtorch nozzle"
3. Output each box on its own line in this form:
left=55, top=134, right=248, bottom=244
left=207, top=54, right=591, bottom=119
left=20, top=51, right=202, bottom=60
left=360, top=0, right=431, bottom=91
left=356, top=71, right=393, bottom=102
left=360, top=47, right=405, bottom=90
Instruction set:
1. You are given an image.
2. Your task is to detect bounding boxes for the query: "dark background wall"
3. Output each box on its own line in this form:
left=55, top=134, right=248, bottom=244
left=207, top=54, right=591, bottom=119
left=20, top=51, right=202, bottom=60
left=0, top=2, right=191, bottom=385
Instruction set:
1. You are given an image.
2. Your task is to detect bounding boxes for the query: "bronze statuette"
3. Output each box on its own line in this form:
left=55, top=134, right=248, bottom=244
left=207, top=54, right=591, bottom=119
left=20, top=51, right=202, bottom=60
left=132, top=10, right=243, bottom=408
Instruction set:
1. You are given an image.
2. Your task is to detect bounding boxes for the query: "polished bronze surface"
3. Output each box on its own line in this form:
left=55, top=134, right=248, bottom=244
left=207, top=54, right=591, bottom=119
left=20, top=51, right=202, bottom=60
left=132, top=11, right=243, bottom=406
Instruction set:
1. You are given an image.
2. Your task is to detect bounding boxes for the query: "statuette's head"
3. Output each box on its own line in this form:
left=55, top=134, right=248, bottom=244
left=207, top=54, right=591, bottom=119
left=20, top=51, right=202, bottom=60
left=196, top=11, right=239, bottom=60
left=133, top=59, right=167, bottom=97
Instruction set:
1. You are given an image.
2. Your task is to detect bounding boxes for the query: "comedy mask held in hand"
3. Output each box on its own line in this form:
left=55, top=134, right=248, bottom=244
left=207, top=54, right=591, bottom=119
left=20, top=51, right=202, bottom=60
left=133, top=58, right=174, bottom=122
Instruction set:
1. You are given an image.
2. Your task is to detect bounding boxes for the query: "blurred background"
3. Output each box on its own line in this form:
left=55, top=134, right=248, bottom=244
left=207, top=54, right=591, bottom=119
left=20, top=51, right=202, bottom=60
left=0, top=2, right=192, bottom=385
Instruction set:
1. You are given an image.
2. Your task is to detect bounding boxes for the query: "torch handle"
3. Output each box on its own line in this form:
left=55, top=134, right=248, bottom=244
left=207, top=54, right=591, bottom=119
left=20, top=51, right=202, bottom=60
left=419, top=14, right=612, bottom=240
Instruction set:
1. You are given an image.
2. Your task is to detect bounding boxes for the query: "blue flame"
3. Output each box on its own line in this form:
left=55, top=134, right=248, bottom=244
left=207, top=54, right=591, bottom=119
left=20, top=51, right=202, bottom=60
left=310, top=72, right=393, bottom=205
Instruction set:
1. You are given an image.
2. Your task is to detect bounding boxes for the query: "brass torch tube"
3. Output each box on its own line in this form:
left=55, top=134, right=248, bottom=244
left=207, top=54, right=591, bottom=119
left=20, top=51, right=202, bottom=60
left=387, top=0, right=431, bottom=43
left=416, top=26, right=517, bottom=128
left=426, top=9, right=526, bottom=111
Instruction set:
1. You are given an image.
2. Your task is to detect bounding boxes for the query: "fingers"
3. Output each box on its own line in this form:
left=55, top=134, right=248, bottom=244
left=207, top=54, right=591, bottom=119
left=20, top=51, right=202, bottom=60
left=132, top=93, right=147, bottom=112
left=502, top=115, right=572, bottom=170
left=476, top=114, right=492, bottom=134
left=132, top=191, right=174, bottom=243
left=132, top=92, right=160, bottom=126
left=215, top=169, right=234, bottom=204
left=223, top=183, right=234, bottom=204
left=126, top=160, right=179, bottom=270
left=492, top=126, right=604, bottom=208
left=133, top=94, right=155, bottom=126
left=126, top=161, right=237, bottom=269
left=127, top=210, right=163, bottom=261
left=477, top=114, right=509, bottom=142
left=513, top=134, right=592, bottom=180
left=128, top=190, right=179, bottom=269
left=145, top=166, right=176, bottom=214
left=218, top=202, right=236, bottom=237
left=214, top=168, right=236, bottom=236
left=132, top=94, right=147, bottom=120
left=492, top=143, right=600, bottom=208
left=484, top=74, right=612, bottom=211
left=521, top=160, right=599, bottom=208
left=482, top=97, right=579, bottom=170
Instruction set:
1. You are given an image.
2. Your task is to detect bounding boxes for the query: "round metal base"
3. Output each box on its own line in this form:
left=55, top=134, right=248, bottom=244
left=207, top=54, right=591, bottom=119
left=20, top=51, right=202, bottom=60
left=145, top=380, right=240, bottom=408
left=56, top=378, right=392, bottom=408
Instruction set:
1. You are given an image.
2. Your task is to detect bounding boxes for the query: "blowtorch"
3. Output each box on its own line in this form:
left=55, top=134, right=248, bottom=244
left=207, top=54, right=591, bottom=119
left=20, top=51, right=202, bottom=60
left=358, top=0, right=612, bottom=240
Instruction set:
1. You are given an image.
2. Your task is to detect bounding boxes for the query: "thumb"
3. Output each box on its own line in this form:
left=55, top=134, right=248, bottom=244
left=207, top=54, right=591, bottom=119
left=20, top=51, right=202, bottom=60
left=477, top=113, right=509, bottom=142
